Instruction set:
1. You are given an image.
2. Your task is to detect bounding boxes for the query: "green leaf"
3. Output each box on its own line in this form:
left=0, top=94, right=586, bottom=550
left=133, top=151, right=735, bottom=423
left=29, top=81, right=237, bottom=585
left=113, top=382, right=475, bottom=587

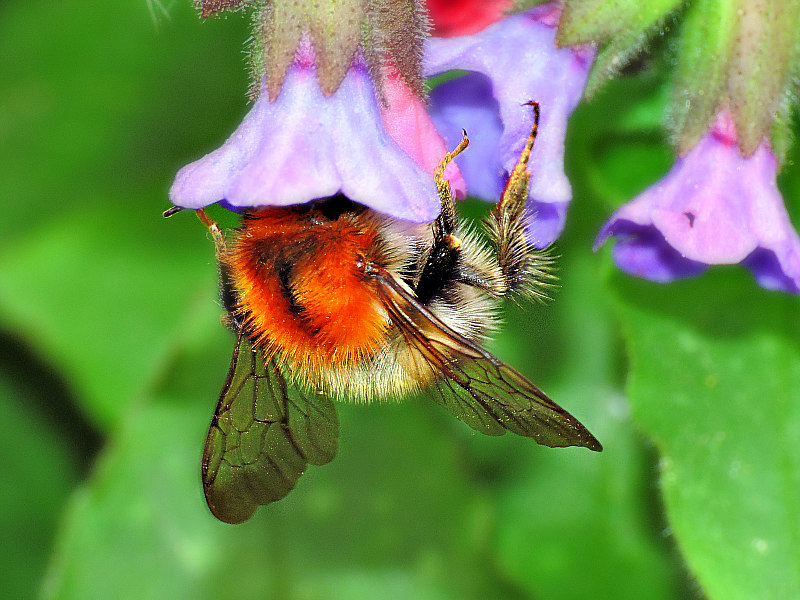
left=486, top=144, right=690, bottom=597
left=42, top=333, right=516, bottom=600
left=0, top=207, right=220, bottom=429
left=0, top=353, right=80, bottom=599
left=454, top=76, right=694, bottom=595
left=612, top=270, right=800, bottom=599
left=494, top=259, right=689, bottom=600
left=574, top=72, right=673, bottom=210
left=0, top=0, right=249, bottom=429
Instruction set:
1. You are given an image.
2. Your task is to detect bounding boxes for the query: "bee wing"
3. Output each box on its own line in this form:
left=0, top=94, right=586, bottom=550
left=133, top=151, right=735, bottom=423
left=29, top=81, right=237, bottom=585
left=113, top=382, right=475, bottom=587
left=369, top=268, right=602, bottom=452
left=202, top=330, right=339, bottom=524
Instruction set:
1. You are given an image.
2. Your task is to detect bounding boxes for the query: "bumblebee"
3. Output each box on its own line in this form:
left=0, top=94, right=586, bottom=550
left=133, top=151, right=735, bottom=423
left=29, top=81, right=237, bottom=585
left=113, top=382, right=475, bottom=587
left=179, top=103, right=601, bottom=524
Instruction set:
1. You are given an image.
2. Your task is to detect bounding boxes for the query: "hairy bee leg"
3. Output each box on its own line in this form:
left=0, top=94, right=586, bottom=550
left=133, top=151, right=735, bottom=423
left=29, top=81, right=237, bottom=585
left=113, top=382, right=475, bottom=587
left=196, top=208, right=228, bottom=260
left=412, top=133, right=473, bottom=301
left=196, top=209, right=242, bottom=329
left=485, top=101, right=555, bottom=300
left=433, top=131, right=470, bottom=236
left=410, top=133, right=466, bottom=295
left=505, top=101, right=540, bottom=194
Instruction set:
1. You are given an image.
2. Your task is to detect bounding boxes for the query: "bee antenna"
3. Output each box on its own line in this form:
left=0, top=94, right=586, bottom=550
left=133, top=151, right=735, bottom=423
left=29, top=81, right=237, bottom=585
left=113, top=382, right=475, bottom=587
left=163, top=205, right=184, bottom=218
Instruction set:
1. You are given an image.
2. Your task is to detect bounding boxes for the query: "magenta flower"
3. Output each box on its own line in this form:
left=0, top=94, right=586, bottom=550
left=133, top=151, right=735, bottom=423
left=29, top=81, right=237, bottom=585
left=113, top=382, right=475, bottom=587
left=170, top=37, right=463, bottom=223
left=425, top=0, right=512, bottom=37
left=595, top=111, right=800, bottom=293
left=424, top=2, right=594, bottom=247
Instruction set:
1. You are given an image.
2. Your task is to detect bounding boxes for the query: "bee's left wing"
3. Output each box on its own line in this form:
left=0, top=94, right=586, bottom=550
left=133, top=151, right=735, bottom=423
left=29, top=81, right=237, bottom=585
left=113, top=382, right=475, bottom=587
left=368, top=268, right=601, bottom=452
left=202, top=330, right=339, bottom=524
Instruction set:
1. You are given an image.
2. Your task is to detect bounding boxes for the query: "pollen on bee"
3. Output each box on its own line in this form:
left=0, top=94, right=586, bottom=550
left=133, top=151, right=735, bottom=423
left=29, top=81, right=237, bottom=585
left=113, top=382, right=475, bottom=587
left=443, top=234, right=462, bottom=250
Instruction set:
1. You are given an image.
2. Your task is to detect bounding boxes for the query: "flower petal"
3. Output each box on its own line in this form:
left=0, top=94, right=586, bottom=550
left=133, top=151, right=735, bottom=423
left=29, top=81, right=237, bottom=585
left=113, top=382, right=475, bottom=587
left=425, top=7, right=594, bottom=245
left=380, top=63, right=466, bottom=198
left=429, top=73, right=503, bottom=201
left=596, top=112, right=800, bottom=293
left=597, top=221, right=708, bottom=282
left=425, top=0, right=513, bottom=37
left=170, top=51, right=444, bottom=223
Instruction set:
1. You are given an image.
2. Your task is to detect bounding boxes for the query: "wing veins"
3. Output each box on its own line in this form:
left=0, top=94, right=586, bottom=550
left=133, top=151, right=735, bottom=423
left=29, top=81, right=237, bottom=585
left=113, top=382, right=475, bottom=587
left=367, top=267, right=601, bottom=451
left=287, top=390, right=331, bottom=461
left=201, top=330, right=340, bottom=524
left=268, top=360, right=311, bottom=464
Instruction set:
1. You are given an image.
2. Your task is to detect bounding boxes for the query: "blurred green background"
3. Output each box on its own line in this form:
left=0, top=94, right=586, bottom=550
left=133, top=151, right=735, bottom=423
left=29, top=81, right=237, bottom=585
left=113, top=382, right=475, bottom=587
left=2, top=1, right=799, bottom=599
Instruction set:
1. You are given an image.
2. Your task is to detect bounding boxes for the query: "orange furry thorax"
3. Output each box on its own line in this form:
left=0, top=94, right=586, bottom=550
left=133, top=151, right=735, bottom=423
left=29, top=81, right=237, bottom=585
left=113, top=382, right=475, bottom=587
left=228, top=206, right=390, bottom=372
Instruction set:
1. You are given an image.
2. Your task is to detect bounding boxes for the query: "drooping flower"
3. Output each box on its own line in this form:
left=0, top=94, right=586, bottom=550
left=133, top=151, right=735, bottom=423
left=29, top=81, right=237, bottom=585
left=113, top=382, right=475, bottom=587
left=424, top=2, right=594, bottom=247
left=555, top=0, right=800, bottom=161
left=595, top=111, right=800, bottom=293
left=171, top=11, right=464, bottom=223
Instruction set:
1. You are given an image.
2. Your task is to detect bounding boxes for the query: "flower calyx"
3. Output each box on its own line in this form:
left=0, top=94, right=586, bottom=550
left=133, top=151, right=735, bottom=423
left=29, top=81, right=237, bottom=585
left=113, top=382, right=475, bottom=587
left=198, top=0, right=430, bottom=102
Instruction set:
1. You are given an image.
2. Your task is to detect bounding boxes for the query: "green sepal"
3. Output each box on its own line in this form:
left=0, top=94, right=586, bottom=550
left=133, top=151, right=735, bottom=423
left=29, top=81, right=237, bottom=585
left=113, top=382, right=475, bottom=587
left=728, top=0, right=800, bottom=156
left=558, top=0, right=684, bottom=97
left=251, top=0, right=365, bottom=99
left=582, top=14, right=673, bottom=99
left=666, top=0, right=735, bottom=155
left=557, top=0, right=684, bottom=46
left=363, top=0, right=429, bottom=100
left=511, top=0, right=552, bottom=12
left=196, top=0, right=252, bottom=18
left=771, top=93, right=796, bottom=167
left=668, top=0, right=800, bottom=158
left=246, top=0, right=428, bottom=101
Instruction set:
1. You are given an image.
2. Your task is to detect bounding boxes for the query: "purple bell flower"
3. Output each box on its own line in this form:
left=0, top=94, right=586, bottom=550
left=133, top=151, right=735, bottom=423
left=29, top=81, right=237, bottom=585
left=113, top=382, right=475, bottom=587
left=170, top=37, right=463, bottom=223
left=595, top=111, right=800, bottom=293
left=424, top=3, right=594, bottom=247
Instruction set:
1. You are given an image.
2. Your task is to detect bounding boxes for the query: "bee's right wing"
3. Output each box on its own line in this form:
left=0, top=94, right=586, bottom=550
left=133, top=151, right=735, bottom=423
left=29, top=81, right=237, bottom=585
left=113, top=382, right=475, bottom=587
left=369, top=268, right=601, bottom=452
left=201, top=330, right=339, bottom=524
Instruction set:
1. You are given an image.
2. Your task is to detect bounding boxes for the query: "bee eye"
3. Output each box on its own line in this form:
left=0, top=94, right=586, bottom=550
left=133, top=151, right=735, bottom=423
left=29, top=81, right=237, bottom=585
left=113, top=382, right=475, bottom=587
left=354, top=254, right=376, bottom=275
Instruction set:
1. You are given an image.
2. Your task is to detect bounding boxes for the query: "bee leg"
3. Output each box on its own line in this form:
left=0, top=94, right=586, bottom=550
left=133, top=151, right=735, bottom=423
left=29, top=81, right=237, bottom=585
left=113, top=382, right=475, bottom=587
left=433, top=130, right=469, bottom=237
left=485, top=102, right=555, bottom=301
left=195, top=209, right=242, bottom=331
left=411, top=133, right=471, bottom=302
left=196, top=208, right=228, bottom=260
